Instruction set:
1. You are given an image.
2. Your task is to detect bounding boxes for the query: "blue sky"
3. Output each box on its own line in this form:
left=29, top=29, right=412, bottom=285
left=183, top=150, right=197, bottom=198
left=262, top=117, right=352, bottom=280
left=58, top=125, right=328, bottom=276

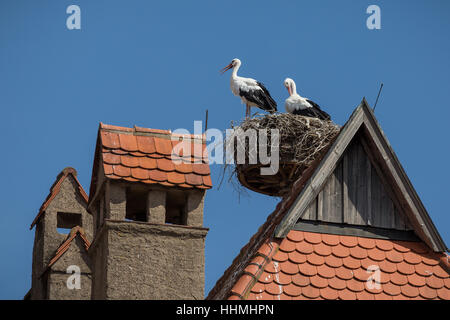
left=0, top=1, right=449, bottom=299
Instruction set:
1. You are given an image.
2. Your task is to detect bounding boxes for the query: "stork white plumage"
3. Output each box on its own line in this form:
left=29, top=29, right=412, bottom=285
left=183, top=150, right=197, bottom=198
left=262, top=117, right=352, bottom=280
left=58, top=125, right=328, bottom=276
left=283, top=78, right=330, bottom=121
left=221, top=58, right=277, bottom=119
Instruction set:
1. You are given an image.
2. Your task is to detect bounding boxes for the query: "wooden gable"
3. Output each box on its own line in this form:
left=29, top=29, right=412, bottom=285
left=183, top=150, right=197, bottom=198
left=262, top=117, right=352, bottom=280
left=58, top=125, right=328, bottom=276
left=275, top=99, right=447, bottom=252
left=301, top=134, right=412, bottom=231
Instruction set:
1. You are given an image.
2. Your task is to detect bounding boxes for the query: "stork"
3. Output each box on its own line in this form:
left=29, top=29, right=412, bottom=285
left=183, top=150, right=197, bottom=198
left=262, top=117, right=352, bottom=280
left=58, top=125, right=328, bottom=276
left=221, top=58, right=277, bottom=119
left=284, top=78, right=330, bottom=121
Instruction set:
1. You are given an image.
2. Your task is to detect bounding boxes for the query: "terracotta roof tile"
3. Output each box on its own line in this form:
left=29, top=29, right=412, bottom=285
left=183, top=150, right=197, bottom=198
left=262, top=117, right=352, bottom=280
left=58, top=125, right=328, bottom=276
left=332, top=244, right=350, bottom=258
left=138, top=157, right=157, bottom=169
left=358, top=237, right=376, bottom=249
left=288, top=251, right=306, bottom=264
left=386, top=250, right=404, bottom=263
left=379, top=260, right=397, bottom=273
left=202, top=175, right=213, bottom=188
left=296, top=241, right=314, bottom=255
left=367, top=247, right=386, bottom=261
left=390, top=273, right=408, bottom=286
left=304, top=231, right=322, bottom=244
left=349, top=246, right=368, bottom=259
left=433, top=264, right=449, bottom=278
left=103, top=152, right=121, bottom=165
left=419, top=285, right=438, bottom=299
left=279, top=239, right=296, bottom=253
left=220, top=229, right=449, bottom=301
left=320, top=287, right=339, bottom=300
left=280, top=260, right=299, bottom=275
left=335, top=267, right=354, bottom=280
left=287, top=230, right=304, bottom=243
left=283, top=283, right=302, bottom=297
left=101, top=131, right=120, bottom=149
left=113, top=164, right=131, bottom=177
left=298, top=262, right=317, bottom=276
left=301, top=285, right=320, bottom=299
left=314, top=242, right=332, bottom=256
left=322, top=233, right=340, bottom=246
left=118, top=133, right=138, bottom=152
left=292, top=274, right=310, bottom=287
left=30, top=168, right=88, bottom=229
left=401, top=284, right=420, bottom=298
left=422, top=253, right=440, bottom=266
left=310, top=275, right=328, bottom=289
left=136, top=135, right=156, bottom=154
left=131, top=167, right=149, bottom=180
left=103, top=164, right=113, bottom=175
left=340, top=235, right=358, bottom=248
left=397, top=262, right=415, bottom=275
left=92, top=124, right=212, bottom=191
left=307, top=252, right=325, bottom=266
left=154, top=137, right=173, bottom=155
left=274, top=270, right=291, bottom=285
left=325, top=255, right=343, bottom=268
left=272, top=250, right=288, bottom=263
left=185, top=173, right=203, bottom=186
left=376, top=239, right=394, bottom=251
left=437, top=287, right=449, bottom=299
left=317, top=264, right=335, bottom=279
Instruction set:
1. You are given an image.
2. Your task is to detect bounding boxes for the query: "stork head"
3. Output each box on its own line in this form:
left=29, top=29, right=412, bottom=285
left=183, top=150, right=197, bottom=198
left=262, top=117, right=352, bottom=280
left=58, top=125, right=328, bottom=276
left=220, top=58, right=241, bottom=73
left=284, top=78, right=295, bottom=95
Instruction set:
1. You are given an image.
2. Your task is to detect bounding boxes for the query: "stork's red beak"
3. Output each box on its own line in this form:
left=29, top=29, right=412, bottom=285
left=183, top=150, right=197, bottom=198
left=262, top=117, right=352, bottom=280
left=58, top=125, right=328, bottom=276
left=220, top=63, right=233, bottom=74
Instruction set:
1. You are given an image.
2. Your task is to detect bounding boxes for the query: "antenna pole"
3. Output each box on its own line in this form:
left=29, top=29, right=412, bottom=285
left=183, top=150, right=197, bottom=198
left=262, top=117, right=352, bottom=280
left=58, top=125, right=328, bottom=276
left=373, top=83, right=384, bottom=111
left=204, top=109, right=209, bottom=132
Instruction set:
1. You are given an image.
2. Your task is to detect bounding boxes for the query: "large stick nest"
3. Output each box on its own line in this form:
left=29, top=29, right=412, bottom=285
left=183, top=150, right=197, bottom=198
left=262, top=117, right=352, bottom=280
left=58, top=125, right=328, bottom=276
left=225, top=113, right=341, bottom=197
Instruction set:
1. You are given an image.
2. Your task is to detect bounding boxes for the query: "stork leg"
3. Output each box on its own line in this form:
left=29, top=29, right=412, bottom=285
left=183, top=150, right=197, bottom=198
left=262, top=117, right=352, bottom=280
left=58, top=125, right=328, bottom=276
left=245, top=104, right=250, bottom=119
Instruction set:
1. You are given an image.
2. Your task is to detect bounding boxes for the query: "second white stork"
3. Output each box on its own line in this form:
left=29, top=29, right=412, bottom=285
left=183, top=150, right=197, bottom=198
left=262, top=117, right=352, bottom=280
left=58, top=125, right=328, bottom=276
left=283, top=78, right=330, bottom=121
left=221, top=58, right=277, bottom=118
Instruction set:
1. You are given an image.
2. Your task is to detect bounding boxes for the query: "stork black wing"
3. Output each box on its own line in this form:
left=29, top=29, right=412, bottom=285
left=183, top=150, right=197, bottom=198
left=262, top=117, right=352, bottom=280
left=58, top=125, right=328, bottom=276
left=256, top=82, right=277, bottom=112
left=239, top=83, right=277, bottom=113
left=305, top=99, right=331, bottom=120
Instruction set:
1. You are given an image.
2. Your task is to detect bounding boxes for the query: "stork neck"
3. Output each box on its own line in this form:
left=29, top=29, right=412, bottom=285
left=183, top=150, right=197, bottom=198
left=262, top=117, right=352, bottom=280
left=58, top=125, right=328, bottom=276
left=290, top=82, right=297, bottom=95
left=231, top=63, right=240, bottom=79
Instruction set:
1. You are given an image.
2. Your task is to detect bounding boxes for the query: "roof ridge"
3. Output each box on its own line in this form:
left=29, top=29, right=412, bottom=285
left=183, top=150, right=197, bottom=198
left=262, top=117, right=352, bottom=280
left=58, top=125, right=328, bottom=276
left=30, top=168, right=89, bottom=229
left=100, top=122, right=205, bottom=141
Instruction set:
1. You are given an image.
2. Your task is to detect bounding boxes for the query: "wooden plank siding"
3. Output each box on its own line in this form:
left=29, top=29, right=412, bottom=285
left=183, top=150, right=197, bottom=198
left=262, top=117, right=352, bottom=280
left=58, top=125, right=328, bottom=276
left=300, top=137, right=412, bottom=231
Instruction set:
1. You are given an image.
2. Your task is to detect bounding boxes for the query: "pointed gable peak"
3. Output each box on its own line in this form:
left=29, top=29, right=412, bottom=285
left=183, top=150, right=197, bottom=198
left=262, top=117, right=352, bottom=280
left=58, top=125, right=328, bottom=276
left=46, top=226, right=90, bottom=269
left=30, top=167, right=89, bottom=229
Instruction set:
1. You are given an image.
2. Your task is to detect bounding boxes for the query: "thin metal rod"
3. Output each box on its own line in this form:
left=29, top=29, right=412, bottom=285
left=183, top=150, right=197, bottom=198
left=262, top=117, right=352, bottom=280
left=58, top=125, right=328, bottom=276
left=373, top=83, right=384, bottom=111
left=204, top=109, right=209, bottom=132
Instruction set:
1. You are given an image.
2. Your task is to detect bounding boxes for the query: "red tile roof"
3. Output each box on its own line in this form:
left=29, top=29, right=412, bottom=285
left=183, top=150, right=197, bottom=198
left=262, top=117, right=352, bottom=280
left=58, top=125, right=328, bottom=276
left=97, top=123, right=212, bottom=190
left=30, top=167, right=88, bottom=229
left=47, top=226, right=90, bottom=269
left=227, top=230, right=449, bottom=300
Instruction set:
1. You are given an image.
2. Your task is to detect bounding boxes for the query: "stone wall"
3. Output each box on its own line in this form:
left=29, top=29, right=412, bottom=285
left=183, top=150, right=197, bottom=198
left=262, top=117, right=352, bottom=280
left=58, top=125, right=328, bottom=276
left=31, top=175, right=93, bottom=300
left=91, top=220, right=208, bottom=300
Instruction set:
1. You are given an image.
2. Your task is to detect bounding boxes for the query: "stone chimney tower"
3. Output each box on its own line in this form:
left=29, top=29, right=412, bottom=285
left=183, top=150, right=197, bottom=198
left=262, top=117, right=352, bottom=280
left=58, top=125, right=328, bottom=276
left=88, top=124, right=212, bottom=299
left=29, top=167, right=93, bottom=299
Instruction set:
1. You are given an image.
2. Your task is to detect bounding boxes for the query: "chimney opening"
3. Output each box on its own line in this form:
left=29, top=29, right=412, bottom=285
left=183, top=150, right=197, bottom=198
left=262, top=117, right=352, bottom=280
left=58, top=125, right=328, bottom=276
left=57, top=212, right=82, bottom=234
left=165, top=190, right=187, bottom=225
left=125, top=187, right=147, bottom=222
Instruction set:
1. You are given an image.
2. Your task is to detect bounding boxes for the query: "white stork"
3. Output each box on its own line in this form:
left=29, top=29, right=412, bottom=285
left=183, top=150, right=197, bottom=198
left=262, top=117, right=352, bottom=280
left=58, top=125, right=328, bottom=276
left=221, top=58, right=277, bottom=118
left=283, top=78, right=330, bottom=121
